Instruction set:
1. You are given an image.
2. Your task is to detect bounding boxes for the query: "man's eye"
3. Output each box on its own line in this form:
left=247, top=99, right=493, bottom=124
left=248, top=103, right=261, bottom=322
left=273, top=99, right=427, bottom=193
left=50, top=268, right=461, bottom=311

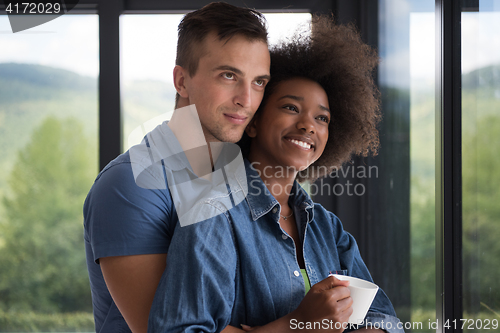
left=222, top=72, right=235, bottom=80
left=254, top=79, right=266, bottom=87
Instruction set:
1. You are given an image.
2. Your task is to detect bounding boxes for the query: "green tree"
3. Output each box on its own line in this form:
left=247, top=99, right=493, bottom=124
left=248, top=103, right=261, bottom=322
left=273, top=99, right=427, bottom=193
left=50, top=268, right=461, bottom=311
left=0, top=116, right=96, bottom=313
left=462, top=115, right=500, bottom=316
left=410, top=176, right=436, bottom=311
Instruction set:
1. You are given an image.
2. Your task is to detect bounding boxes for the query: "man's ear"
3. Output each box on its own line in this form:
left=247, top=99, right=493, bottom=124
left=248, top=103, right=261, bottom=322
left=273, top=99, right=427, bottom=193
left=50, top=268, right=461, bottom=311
left=173, top=65, right=189, bottom=98
left=245, top=116, right=258, bottom=138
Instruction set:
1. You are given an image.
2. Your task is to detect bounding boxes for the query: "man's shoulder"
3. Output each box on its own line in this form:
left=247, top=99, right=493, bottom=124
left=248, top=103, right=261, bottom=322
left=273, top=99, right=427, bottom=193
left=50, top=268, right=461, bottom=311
left=94, top=151, right=132, bottom=180
left=92, top=148, right=174, bottom=193
left=84, top=149, right=174, bottom=218
left=176, top=187, right=236, bottom=228
left=84, top=149, right=176, bottom=260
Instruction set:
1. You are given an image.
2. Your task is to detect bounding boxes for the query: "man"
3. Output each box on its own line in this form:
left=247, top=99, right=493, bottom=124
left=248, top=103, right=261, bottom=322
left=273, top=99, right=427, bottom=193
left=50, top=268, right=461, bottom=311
left=84, top=3, right=271, bottom=332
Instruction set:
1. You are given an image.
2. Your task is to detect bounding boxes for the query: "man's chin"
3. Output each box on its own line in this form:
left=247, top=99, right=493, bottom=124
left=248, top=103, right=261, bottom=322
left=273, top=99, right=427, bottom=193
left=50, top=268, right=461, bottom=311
left=212, top=130, right=245, bottom=144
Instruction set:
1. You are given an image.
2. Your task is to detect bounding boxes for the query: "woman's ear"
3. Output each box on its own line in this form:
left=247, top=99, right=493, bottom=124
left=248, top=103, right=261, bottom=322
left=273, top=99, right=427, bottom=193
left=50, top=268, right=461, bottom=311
left=173, top=65, right=189, bottom=98
left=245, top=116, right=258, bottom=138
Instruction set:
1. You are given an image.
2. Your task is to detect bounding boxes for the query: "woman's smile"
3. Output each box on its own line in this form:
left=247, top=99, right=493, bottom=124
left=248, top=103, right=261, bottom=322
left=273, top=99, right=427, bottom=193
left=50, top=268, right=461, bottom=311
left=247, top=77, right=330, bottom=173
left=284, top=136, right=315, bottom=151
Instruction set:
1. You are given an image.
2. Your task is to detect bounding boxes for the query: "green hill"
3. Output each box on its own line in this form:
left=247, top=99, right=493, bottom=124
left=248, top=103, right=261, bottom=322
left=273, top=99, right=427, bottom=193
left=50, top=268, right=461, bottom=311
left=0, top=63, right=177, bottom=199
left=0, top=63, right=99, bottom=217
left=463, top=64, right=500, bottom=91
left=121, top=78, right=177, bottom=148
left=0, top=61, right=498, bottom=199
left=409, top=63, right=500, bottom=181
left=462, top=64, right=500, bottom=134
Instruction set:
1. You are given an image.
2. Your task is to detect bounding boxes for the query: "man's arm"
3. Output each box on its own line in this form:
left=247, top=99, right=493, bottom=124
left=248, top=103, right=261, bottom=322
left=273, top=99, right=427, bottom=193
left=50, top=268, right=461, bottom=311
left=148, top=206, right=239, bottom=333
left=101, top=253, right=247, bottom=333
left=100, top=254, right=167, bottom=333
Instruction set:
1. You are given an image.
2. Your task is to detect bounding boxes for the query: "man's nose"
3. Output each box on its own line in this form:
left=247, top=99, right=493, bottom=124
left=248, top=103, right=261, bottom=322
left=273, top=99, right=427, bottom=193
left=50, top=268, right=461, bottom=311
left=233, top=81, right=252, bottom=108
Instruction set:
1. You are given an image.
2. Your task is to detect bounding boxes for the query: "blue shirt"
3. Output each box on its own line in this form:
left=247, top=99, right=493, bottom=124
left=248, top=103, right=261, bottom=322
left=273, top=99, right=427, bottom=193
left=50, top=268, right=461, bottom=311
left=84, top=121, right=184, bottom=333
left=84, top=119, right=248, bottom=333
left=148, top=159, right=404, bottom=333
left=84, top=150, right=176, bottom=333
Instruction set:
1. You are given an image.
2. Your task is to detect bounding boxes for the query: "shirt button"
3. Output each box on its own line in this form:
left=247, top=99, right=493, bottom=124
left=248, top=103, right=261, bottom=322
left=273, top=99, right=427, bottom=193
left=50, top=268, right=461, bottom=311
left=281, top=234, right=288, bottom=240
left=272, top=207, right=278, bottom=214
left=294, top=270, right=300, bottom=277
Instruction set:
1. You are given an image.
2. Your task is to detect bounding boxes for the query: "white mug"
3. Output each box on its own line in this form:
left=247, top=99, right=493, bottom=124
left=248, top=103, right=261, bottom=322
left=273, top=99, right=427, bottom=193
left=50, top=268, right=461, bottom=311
left=330, top=274, right=379, bottom=325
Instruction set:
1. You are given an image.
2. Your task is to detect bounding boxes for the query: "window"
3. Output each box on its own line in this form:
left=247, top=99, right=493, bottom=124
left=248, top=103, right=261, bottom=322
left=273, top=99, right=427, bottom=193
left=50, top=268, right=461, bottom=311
left=1, top=1, right=498, bottom=332
left=0, top=14, right=98, bottom=331
left=120, top=14, right=182, bottom=150
left=462, top=0, right=500, bottom=328
left=377, top=0, right=436, bottom=327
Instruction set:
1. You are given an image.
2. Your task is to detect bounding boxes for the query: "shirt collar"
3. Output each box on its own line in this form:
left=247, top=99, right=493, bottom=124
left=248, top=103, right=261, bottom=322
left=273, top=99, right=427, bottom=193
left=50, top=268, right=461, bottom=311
left=146, top=121, right=191, bottom=172
left=243, top=159, right=315, bottom=222
left=147, top=123, right=242, bottom=176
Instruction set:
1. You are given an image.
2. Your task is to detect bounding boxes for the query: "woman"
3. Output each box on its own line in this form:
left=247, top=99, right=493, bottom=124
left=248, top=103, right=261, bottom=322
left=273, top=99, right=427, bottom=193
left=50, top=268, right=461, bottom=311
left=148, top=15, right=403, bottom=333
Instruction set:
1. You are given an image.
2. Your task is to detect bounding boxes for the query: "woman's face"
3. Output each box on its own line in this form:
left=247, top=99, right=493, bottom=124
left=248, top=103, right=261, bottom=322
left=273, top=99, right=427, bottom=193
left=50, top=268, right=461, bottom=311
left=246, top=77, right=330, bottom=172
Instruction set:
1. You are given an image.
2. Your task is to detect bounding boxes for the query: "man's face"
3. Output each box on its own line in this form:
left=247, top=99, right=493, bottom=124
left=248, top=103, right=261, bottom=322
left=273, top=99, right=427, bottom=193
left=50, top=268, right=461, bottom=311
left=181, top=32, right=271, bottom=143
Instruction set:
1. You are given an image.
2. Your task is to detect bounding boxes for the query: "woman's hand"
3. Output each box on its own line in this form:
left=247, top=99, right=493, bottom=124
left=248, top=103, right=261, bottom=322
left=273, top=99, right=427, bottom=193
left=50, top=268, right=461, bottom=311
left=288, top=275, right=353, bottom=333
left=245, top=276, right=352, bottom=333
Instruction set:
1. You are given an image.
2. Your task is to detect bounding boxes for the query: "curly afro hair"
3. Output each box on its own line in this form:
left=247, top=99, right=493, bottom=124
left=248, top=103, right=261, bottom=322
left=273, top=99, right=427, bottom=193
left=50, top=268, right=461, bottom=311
left=238, top=14, right=381, bottom=182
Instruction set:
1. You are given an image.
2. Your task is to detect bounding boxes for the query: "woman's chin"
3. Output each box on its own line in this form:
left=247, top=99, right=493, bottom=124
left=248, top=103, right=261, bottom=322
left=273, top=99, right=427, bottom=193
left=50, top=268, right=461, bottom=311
left=287, top=160, right=313, bottom=172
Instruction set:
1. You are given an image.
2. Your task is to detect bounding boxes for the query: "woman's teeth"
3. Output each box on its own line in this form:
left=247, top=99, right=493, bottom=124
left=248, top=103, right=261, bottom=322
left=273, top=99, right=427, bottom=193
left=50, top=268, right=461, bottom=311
left=289, top=139, right=311, bottom=149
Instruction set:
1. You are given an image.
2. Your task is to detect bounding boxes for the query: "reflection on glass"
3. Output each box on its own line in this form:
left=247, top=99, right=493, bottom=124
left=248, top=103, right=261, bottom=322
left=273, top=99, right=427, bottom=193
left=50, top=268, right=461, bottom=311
left=379, top=0, right=436, bottom=330
left=120, top=13, right=312, bottom=151
left=0, top=15, right=97, bottom=331
left=462, top=1, right=500, bottom=330
left=409, top=6, right=437, bottom=331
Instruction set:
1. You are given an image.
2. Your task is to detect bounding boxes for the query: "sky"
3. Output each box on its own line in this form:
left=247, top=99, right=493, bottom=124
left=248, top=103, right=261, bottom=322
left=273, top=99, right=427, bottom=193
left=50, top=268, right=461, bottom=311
left=0, top=8, right=499, bottom=84
left=0, top=14, right=99, bottom=77
left=119, top=13, right=311, bottom=84
left=0, top=13, right=311, bottom=82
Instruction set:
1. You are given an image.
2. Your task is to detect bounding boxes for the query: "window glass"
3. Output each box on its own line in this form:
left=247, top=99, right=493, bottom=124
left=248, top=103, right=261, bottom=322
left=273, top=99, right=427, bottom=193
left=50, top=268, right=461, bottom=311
left=378, top=0, right=436, bottom=329
left=462, top=1, right=500, bottom=329
left=120, top=13, right=312, bottom=151
left=409, top=5, right=437, bottom=329
left=0, top=15, right=98, bottom=331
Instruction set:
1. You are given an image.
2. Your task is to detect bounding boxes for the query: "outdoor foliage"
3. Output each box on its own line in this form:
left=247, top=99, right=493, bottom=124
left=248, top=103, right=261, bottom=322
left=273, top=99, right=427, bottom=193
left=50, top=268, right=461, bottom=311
left=0, top=62, right=498, bottom=331
left=0, top=309, right=93, bottom=332
left=0, top=117, right=95, bottom=314
left=462, top=115, right=500, bottom=316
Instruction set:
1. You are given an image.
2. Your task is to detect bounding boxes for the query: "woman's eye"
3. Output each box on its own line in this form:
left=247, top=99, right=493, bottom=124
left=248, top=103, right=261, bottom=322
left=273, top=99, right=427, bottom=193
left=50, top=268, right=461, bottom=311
left=283, top=105, right=298, bottom=112
left=222, top=72, right=235, bottom=80
left=318, top=115, right=330, bottom=123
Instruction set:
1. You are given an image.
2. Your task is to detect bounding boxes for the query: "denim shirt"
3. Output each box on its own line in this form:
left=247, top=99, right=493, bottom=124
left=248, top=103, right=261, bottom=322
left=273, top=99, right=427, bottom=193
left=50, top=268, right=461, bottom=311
left=84, top=118, right=246, bottom=332
left=148, top=159, right=404, bottom=333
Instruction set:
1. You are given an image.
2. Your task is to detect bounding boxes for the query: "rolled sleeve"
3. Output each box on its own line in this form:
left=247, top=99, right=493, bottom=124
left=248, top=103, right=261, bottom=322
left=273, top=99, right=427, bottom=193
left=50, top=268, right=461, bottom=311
left=345, top=311, right=404, bottom=333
